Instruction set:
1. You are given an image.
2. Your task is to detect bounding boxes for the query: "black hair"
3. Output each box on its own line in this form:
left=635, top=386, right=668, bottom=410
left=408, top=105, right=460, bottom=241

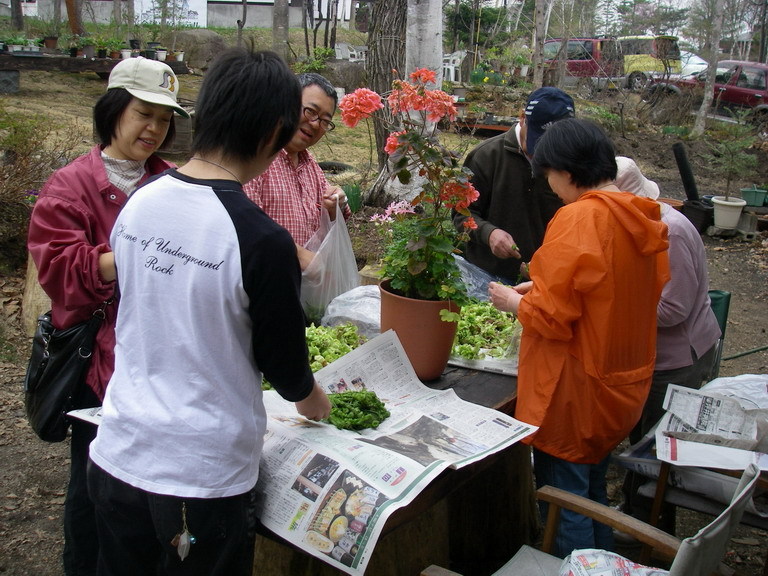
left=297, top=72, right=338, bottom=108
left=191, top=49, right=301, bottom=162
left=532, top=118, right=617, bottom=189
left=93, top=88, right=176, bottom=149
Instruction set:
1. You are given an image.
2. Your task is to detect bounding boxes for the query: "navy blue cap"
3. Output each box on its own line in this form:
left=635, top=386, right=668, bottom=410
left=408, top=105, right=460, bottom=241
left=524, top=87, right=575, bottom=155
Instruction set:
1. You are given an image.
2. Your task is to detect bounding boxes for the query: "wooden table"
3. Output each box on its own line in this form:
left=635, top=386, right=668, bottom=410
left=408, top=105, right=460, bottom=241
left=253, top=365, right=538, bottom=576
left=0, top=52, right=190, bottom=75
left=0, top=52, right=190, bottom=93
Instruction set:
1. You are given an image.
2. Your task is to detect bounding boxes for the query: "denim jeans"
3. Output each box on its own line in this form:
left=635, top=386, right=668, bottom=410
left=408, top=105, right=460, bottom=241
left=63, top=386, right=100, bottom=576
left=533, top=448, right=614, bottom=558
left=87, top=461, right=257, bottom=576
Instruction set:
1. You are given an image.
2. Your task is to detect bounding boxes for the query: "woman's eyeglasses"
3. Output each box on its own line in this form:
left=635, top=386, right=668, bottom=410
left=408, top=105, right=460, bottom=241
left=303, top=107, right=336, bottom=132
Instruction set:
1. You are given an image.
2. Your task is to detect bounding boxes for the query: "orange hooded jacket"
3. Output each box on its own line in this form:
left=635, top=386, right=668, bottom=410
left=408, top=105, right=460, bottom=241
left=514, top=190, right=670, bottom=464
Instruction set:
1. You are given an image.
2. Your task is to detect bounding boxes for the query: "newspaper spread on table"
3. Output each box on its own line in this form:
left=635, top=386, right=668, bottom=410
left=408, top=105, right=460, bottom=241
left=255, top=330, right=536, bottom=575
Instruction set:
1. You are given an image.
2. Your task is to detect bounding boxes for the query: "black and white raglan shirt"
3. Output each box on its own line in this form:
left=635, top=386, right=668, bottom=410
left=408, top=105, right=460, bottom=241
left=90, top=170, right=315, bottom=499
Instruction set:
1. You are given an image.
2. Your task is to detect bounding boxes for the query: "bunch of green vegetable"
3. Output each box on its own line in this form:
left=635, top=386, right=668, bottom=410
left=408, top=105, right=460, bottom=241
left=306, top=323, right=366, bottom=372
left=452, top=300, right=518, bottom=360
left=326, top=390, right=390, bottom=430
left=262, top=323, right=366, bottom=390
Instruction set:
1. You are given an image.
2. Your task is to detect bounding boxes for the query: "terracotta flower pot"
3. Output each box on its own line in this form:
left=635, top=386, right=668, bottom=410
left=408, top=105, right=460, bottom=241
left=379, top=279, right=459, bottom=381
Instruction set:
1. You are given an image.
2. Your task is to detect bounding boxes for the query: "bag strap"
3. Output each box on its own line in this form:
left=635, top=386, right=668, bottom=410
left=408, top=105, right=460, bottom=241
left=77, top=299, right=112, bottom=360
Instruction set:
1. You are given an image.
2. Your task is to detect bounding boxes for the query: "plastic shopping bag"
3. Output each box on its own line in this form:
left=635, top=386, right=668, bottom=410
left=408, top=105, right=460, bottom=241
left=301, top=202, right=359, bottom=324
left=559, top=549, right=669, bottom=576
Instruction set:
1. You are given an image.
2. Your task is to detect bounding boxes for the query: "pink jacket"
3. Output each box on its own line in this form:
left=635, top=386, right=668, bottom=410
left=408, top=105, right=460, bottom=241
left=28, top=145, right=174, bottom=400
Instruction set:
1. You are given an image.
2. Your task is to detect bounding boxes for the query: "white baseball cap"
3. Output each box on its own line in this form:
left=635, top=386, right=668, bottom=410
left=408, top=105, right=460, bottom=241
left=615, top=156, right=660, bottom=199
left=107, top=56, right=190, bottom=118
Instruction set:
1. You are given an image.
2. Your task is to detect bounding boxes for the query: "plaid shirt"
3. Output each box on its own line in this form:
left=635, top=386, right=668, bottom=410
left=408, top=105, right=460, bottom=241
left=243, top=149, right=350, bottom=246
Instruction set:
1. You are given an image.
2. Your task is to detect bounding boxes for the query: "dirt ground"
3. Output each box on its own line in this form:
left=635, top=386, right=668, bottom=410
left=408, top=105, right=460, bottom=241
left=1, top=70, right=767, bottom=575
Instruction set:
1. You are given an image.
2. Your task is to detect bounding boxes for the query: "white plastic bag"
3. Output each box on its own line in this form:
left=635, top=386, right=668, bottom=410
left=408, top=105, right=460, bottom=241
left=301, top=202, right=359, bottom=324
left=321, top=285, right=381, bottom=341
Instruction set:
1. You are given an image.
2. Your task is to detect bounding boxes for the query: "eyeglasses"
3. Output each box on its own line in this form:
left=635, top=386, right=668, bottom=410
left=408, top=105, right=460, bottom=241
left=303, top=107, right=336, bottom=132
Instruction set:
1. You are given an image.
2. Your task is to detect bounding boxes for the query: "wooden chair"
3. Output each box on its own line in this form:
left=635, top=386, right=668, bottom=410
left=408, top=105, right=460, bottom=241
left=421, top=463, right=761, bottom=576
left=643, top=460, right=768, bottom=575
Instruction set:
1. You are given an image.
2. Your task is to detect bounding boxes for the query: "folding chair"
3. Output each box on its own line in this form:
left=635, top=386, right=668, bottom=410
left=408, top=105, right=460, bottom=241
left=707, top=289, right=731, bottom=380
left=422, top=464, right=762, bottom=576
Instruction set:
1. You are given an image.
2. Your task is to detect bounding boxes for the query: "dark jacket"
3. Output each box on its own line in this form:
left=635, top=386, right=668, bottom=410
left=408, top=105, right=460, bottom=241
left=453, top=123, right=563, bottom=282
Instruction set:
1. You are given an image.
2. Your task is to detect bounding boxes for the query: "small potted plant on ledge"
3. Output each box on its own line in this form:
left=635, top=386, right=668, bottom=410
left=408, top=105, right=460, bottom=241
left=706, top=119, right=755, bottom=229
left=79, top=35, right=96, bottom=59
left=6, top=35, right=27, bottom=52
left=41, top=19, right=62, bottom=50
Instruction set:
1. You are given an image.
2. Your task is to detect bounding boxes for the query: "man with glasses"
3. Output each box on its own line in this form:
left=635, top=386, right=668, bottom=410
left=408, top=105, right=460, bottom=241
left=244, top=72, right=350, bottom=270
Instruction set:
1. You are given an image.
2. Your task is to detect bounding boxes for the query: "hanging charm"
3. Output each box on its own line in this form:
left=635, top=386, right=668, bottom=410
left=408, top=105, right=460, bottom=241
left=170, top=502, right=196, bottom=561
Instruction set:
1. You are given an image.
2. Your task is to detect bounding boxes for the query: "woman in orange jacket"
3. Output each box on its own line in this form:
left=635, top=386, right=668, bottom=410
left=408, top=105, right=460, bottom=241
left=488, top=118, right=670, bottom=557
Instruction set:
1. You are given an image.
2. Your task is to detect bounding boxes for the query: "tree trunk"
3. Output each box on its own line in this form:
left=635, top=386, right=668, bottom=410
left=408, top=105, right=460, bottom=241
left=237, top=0, right=247, bottom=48
left=693, top=0, right=725, bottom=136
left=127, top=0, right=135, bottom=34
left=405, top=0, right=442, bottom=84
left=303, top=1, right=311, bottom=59
left=65, top=0, right=86, bottom=36
left=10, top=0, right=24, bottom=30
left=329, top=0, right=339, bottom=48
left=364, top=0, right=407, bottom=206
left=532, top=0, right=548, bottom=88
left=112, top=0, right=121, bottom=33
left=348, top=0, right=356, bottom=32
left=273, top=0, right=289, bottom=61
left=366, top=0, right=406, bottom=170
left=313, top=0, right=323, bottom=50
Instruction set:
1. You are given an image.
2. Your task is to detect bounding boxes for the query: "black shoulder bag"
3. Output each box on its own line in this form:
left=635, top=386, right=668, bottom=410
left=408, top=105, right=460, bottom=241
left=23, top=301, right=108, bottom=442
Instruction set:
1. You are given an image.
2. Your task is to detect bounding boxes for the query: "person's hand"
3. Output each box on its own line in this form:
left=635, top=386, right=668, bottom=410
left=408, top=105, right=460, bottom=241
left=295, top=380, right=332, bottom=421
left=98, top=251, right=116, bottom=282
left=513, top=280, right=534, bottom=294
left=488, top=229, right=521, bottom=260
left=322, top=185, right=347, bottom=220
left=488, top=281, right=523, bottom=314
left=296, top=244, right=315, bottom=272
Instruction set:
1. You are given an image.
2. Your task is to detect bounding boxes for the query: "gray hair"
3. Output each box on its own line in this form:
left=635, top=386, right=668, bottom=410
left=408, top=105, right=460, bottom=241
left=297, top=72, right=338, bottom=108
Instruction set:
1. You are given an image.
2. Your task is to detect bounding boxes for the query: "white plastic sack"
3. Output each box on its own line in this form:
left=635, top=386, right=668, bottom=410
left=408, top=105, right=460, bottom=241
left=321, top=285, right=381, bottom=341
left=559, top=549, right=669, bottom=576
left=301, top=202, right=359, bottom=324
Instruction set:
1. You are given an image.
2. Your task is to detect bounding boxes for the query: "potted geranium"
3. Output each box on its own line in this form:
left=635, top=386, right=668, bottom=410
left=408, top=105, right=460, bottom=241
left=339, top=69, right=479, bottom=379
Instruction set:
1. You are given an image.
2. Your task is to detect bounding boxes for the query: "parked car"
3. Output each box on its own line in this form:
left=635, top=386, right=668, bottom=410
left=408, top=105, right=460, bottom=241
left=617, top=35, right=682, bottom=89
left=680, top=50, right=708, bottom=77
left=542, top=37, right=623, bottom=90
left=644, top=60, right=768, bottom=126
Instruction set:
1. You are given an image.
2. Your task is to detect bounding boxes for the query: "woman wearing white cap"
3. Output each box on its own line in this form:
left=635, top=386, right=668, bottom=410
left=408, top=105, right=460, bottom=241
left=615, top=156, right=721, bottom=534
left=27, top=56, right=188, bottom=576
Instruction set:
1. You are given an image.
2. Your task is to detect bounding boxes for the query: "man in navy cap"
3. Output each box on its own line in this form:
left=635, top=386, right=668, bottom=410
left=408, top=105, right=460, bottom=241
left=453, top=87, right=575, bottom=283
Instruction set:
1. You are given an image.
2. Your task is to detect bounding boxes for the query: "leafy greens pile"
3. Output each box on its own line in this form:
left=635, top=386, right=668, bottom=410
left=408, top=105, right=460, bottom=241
left=306, top=323, right=366, bottom=372
left=451, top=300, right=519, bottom=360
left=326, top=390, right=390, bottom=431
left=262, top=323, right=366, bottom=390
